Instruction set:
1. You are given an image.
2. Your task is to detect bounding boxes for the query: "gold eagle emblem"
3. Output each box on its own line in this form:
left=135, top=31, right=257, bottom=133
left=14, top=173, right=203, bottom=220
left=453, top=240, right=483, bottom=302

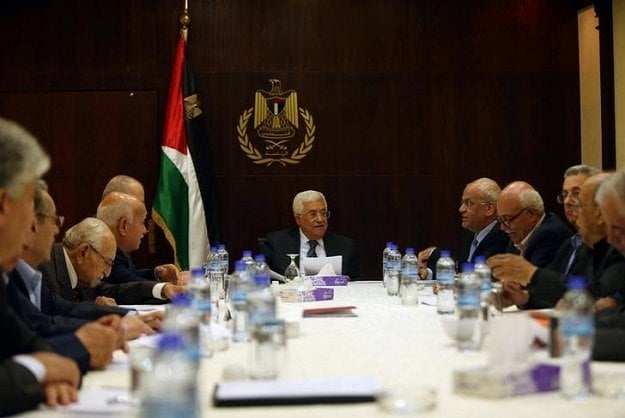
left=254, top=79, right=299, bottom=138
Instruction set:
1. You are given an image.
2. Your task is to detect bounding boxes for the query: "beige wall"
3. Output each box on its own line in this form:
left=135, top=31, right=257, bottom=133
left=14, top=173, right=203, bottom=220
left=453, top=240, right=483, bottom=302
left=578, top=6, right=602, bottom=168
left=615, top=0, right=625, bottom=168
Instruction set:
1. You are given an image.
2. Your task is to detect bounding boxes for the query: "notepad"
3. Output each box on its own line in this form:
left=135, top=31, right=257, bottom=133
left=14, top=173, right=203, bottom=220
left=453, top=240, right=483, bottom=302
left=302, top=306, right=357, bottom=317
left=213, top=376, right=382, bottom=406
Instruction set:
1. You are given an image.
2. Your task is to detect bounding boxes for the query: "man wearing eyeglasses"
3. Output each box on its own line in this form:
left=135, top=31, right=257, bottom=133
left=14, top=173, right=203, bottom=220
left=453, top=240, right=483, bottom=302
left=417, top=177, right=509, bottom=280
left=487, top=165, right=600, bottom=307
left=41, top=218, right=182, bottom=305
left=261, top=190, right=360, bottom=278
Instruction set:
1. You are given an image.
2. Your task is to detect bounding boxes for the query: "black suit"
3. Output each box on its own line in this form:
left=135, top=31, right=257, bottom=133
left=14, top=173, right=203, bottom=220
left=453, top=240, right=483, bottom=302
left=0, top=277, right=50, bottom=416
left=105, top=249, right=156, bottom=285
left=427, top=221, right=509, bottom=279
left=506, top=212, right=572, bottom=268
left=41, top=243, right=162, bottom=305
left=261, top=228, right=360, bottom=279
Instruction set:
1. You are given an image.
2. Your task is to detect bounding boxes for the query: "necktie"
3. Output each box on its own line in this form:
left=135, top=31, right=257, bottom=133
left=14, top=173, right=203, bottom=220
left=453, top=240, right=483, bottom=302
left=307, top=240, right=318, bottom=257
left=467, top=236, right=479, bottom=262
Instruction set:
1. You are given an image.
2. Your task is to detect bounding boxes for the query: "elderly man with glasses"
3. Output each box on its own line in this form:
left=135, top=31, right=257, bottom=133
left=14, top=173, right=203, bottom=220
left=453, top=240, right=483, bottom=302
left=261, top=190, right=360, bottom=279
left=417, top=177, right=509, bottom=280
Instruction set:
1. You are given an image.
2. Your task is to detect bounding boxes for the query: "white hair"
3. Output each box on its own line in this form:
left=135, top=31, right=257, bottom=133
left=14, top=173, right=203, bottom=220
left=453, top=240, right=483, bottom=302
left=63, top=217, right=112, bottom=252
left=0, top=117, right=50, bottom=198
left=519, top=189, right=544, bottom=214
left=596, top=170, right=625, bottom=217
left=469, top=177, right=501, bottom=203
left=564, top=164, right=601, bottom=178
left=102, top=175, right=144, bottom=199
left=97, top=192, right=142, bottom=227
left=292, top=190, right=327, bottom=215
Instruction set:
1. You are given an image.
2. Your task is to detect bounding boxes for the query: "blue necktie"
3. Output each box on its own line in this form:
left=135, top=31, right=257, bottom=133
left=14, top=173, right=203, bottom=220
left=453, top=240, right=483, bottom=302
left=467, top=236, right=479, bottom=262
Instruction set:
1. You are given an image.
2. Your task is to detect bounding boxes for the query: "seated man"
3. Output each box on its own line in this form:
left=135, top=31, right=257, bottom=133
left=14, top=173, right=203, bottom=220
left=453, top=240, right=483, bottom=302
left=97, top=191, right=181, bottom=285
left=40, top=218, right=183, bottom=305
left=7, top=181, right=160, bottom=339
left=0, top=116, right=79, bottom=414
left=418, top=177, right=509, bottom=279
left=261, top=190, right=359, bottom=278
left=102, top=174, right=145, bottom=202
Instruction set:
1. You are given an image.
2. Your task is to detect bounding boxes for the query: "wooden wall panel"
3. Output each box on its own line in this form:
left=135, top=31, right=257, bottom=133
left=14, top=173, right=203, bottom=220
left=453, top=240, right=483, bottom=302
left=0, top=0, right=581, bottom=277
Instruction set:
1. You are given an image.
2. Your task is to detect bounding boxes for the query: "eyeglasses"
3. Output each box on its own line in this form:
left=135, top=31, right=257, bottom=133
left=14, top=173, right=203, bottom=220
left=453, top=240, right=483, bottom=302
left=459, top=199, right=489, bottom=209
left=497, top=207, right=529, bottom=228
left=89, top=244, right=114, bottom=269
left=556, top=188, right=581, bottom=204
left=37, top=213, right=64, bottom=228
left=299, top=210, right=331, bottom=221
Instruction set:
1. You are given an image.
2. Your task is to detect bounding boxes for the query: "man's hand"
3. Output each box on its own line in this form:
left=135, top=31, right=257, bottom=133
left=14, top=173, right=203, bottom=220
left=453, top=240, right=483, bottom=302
left=155, top=264, right=180, bottom=283
left=75, top=319, right=121, bottom=369
left=161, top=283, right=185, bottom=300
left=139, top=310, right=164, bottom=331
left=176, top=270, right=190, bottom=286
left=30, top=352, right=80, bottom=388
left=417, top=246, right=436, bottom=268
left=120, top=315, right=155, bottom=340
left=486, top=254, right=537, bottom=286
left=44, top=382, right=78, bottom=407
left=94, top=296, right=117, bottom=306
left=498, top=281, right=530, bottom=308
left=594, top=296, right=618, bottom=313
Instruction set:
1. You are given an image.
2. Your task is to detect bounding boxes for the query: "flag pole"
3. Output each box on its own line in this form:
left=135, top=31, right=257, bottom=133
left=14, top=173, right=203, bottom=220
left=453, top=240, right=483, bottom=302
left=180, top=0, right=190, bottom=41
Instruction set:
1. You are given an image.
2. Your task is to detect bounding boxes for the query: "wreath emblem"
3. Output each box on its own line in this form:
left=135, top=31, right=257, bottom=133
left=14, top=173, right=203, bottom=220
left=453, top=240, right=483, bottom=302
left=237, top=80, right=315, bottom=167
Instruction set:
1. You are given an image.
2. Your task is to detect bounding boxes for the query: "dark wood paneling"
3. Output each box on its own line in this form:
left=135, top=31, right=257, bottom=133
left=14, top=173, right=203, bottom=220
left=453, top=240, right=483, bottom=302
left=0, top=0, right=581, bottom=277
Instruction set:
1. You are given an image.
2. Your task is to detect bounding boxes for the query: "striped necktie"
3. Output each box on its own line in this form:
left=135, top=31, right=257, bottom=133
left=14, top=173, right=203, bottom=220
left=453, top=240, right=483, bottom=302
left=307, top=240, right=318, bottom=257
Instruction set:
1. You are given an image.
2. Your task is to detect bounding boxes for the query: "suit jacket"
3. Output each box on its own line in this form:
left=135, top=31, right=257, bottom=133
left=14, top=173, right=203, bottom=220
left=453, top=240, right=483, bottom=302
left=261, top=228, right=360, bottom=279
left=0, top=278, right=50, bottom=416
left=427, top=221, right=509, bottom=279
left=524, top=237, right=623, bottom=309
left=506, top=212, right=572, bottom=268
left=41, top=243, right=161, bottom=305
left=105, top=249, right=156, bottom=285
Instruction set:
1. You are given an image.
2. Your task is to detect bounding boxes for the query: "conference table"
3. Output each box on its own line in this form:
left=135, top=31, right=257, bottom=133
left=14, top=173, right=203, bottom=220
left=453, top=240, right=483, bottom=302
left=18, top=281, right=625, bottom=417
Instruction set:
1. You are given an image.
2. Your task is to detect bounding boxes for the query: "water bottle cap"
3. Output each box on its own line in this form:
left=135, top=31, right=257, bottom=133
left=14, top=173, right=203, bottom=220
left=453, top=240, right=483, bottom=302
left=474, top=256, right=486, bottom=264
left=170, top=293, right=192, bottom=306
left=210, top=245, right=218, bottom=252
left=461, top=262, right=474, bottom=272
left=242, top=250, right=252, bottom=257
left=254, top=274, right=270, bottom=286
left=218, top=244, right=226, bottom=250
left=440, top=250, right=450, bottom=257
left=567, top=275, right=587, bottom=289
left=254, top=254, right=266, bottom=262
left=234, top=260, right=246, bottom=270
left=190, top=266, right=204, bottom=277
left=390, top=244, right=398, bottom=250
left=157, top=332, right=185, bottom=351
left=385, top=242, right=394, bottom=247
left=405, top=247, right=415, bottom=254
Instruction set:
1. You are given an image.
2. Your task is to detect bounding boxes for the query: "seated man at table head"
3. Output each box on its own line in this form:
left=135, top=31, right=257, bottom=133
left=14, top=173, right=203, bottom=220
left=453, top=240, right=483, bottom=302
left=40, top=217, right=182, bottom=305
left=418, top=177, right=509, bottom=279
left=0, top=116, right=80, bottom=413
left=261, top=190, right=360, bottom=278
left=487, top=165, right=599, bottom=302
left=102, top=174, right=145, bottom=202
left=97, top=191, right=181, bottom=285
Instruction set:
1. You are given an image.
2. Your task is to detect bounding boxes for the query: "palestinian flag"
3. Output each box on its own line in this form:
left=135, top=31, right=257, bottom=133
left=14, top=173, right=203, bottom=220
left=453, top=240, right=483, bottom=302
left=152, top=30, right=219, bottom=270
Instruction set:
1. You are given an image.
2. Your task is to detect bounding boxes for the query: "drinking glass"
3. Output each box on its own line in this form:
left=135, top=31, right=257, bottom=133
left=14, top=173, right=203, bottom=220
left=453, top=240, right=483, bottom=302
left=284, top=254, right=300, bottom=282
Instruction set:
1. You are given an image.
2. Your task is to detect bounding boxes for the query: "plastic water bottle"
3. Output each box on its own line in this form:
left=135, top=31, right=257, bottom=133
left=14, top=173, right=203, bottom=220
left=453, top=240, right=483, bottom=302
left=188, top=267, right=213, bottom=357
left=400, top=247, right=419, bottom=305
left=217, top=244, right=230, bottom=276
left=253, top=254, right=271, bottom=281
left=230, top=261, right=253, bottom=343
left=386, top=244, right=401, bottom=296
left=558, top=276, right=593, bottom=399
left=456, top=263, right=481, bottom=350
left=206, top=246, right=222, bottom=305
left=247, top=271, right=275, bottom=327
left=473, top=256, right=492, bottom=340
left=162, top=294, right=200, bottom=362
left=436, top=250, right=456, bottom=314
left=141, top=333, right=198, bottom=418
left=382, top=241, right=394, bottom=287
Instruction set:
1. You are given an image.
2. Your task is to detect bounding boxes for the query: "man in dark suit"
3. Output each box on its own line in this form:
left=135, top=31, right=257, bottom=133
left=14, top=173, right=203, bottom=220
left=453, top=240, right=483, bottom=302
left=418, top=178, right=509, bottom=279
left=488, top=182, right=571, bottom=303
left=97, top=191, right=182, bottom=285
left=41, top=217, right=182, bottom=305
left=0, top=116, right=80, bottom=414
left=261, top=190, right=360, bottom=278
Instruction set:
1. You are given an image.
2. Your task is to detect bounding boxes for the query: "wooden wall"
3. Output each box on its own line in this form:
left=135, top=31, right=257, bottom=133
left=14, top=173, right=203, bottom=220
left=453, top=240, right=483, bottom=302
left=0, top=0, right=581, bottom=277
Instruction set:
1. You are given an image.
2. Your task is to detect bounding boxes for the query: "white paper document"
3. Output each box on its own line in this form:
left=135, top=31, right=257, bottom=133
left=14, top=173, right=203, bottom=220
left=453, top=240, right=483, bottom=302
left=41, top=388, right=137, bottom=414
left=301, top=256, right=342, bottom=275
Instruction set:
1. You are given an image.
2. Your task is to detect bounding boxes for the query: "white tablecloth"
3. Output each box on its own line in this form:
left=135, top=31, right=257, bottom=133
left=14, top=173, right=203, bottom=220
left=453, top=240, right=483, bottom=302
left=18, top=281, right=625, bottom=417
